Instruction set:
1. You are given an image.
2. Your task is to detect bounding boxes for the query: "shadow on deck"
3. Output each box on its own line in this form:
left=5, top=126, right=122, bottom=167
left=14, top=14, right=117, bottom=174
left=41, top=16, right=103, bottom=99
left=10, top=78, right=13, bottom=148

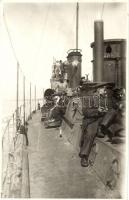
left=27, top=111, right=111, bottom=198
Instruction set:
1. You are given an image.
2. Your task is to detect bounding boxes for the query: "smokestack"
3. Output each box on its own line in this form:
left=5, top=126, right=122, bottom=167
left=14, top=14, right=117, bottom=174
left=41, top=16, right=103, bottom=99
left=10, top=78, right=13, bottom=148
left=67, top=50, right=82, bottom=88
left=94, top=20, right=104, bottom=82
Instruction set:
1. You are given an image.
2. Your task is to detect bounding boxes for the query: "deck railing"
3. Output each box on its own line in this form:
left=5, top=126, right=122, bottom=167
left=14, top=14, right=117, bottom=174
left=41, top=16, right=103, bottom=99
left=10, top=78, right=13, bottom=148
left=1, top=99, right=42, bottom=197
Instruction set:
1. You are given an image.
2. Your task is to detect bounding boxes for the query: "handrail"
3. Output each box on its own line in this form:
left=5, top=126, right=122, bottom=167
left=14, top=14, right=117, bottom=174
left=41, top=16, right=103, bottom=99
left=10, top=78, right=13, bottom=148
left=1, top=103, right=27, bottom=197
left=1, top=99, right=42, bottom=197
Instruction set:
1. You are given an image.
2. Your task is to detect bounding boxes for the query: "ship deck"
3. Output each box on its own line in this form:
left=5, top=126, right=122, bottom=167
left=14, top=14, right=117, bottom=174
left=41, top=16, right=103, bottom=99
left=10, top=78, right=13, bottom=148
left=27, top=111, right=109, bottom=198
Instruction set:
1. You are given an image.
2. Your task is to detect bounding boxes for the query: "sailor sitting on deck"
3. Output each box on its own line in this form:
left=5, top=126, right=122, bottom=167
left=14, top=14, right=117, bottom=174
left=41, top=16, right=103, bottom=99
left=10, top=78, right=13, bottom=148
left=47, top=95, right=65, bottom=123
left=97, top=87, right=125, bottom=143
left=79, top=88, right=105, bottom=167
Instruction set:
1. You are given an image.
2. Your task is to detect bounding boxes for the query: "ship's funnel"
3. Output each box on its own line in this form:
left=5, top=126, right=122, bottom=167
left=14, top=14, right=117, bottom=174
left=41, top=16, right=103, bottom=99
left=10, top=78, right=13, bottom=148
left=66, top=49, right=82, bottom=88
left=94, top=20, right=104, bottom=82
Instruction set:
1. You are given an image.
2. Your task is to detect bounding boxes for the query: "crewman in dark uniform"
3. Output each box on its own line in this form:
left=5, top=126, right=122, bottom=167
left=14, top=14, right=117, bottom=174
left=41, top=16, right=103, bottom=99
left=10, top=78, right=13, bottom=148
left=97, top=88, right=125, bottom=143
left=38, top=102, right=40, bottom=110
left=79, top=109, right=104, bottom=167
left=79, top=88, right=105, bottom=167
left=20, top=124, right=28, bottom=146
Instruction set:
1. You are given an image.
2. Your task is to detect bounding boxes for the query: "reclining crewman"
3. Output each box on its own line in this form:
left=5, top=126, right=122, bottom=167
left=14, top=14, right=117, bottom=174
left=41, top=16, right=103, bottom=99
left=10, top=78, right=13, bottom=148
left=79, top=86, right=108, bottom=167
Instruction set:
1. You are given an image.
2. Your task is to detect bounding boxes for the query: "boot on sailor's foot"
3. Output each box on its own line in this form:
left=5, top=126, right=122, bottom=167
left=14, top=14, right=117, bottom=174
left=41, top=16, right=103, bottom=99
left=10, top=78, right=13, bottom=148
left=81, top=156, right=89, bottom=167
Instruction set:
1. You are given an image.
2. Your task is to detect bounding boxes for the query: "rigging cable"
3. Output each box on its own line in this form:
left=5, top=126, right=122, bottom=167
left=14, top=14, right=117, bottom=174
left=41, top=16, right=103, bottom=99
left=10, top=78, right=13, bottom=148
left=101, top=3, right=105, bottom=20
left=57, top=5, right=76, bottom=59
left=3, top=8, right=19, bottom=65
left=3, top=7, right=38, bottom=88
left=3, top=7, right=42, bottom=117
left=33, top=4, right=51, bottom=68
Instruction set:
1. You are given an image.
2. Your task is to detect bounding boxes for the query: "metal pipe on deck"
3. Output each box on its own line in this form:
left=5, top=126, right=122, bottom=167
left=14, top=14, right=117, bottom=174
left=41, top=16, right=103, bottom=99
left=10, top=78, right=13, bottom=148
left=94, top=20, right=104, bottom=82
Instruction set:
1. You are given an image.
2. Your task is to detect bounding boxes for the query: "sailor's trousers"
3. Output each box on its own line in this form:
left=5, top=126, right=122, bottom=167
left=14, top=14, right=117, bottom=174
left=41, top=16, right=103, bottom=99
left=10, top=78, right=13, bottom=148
left=79, top=112, right=103, bottom=158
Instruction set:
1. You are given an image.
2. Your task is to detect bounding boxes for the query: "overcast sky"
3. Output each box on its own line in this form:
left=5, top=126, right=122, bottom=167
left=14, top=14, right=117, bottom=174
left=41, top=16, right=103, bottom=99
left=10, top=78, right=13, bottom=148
left=0, top=2, right=127, bottom=100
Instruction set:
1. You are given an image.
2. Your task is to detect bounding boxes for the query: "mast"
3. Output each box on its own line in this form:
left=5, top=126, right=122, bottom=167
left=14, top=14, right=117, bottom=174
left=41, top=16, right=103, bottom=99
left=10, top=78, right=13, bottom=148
left=76, top=2, right=79, bottom=50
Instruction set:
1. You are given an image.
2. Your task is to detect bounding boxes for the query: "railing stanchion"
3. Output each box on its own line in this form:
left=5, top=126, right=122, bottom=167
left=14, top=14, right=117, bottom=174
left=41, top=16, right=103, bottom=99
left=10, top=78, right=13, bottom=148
left=23, top=76, right=25, bottom=126
left=30, top=82, right=31, bottom=119
left=16, top=62, right=19, bottom=131
left=35, top=85, right=36, bottom=112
